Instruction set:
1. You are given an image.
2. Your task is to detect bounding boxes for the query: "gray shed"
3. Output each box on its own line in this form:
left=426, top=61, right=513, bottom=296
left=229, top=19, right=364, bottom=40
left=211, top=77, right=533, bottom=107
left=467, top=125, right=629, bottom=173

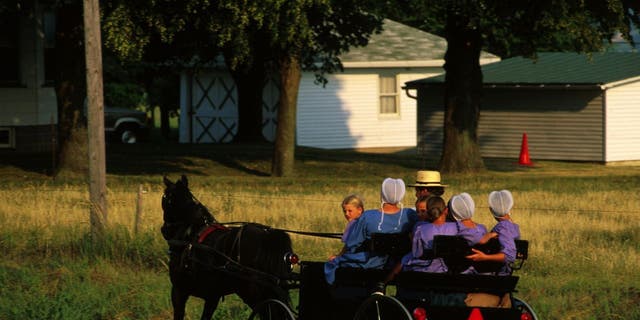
left=404, top=52, right=640, bottom=164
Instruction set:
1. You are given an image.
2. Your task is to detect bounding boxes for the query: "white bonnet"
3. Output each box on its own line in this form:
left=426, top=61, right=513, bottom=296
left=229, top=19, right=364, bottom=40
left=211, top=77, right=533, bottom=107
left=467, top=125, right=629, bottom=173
left=381, top=178, right=406, bottom=204
left=488, top=189, right=514, bottom=218
left=449, top=192, right=475, bottom=221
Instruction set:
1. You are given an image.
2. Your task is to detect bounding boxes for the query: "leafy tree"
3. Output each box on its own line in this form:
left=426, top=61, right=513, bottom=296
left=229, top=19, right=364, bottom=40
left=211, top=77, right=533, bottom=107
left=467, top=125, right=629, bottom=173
left=102, top=0, right=383, bottom=176
left=389, top=0, right=640, bottom=173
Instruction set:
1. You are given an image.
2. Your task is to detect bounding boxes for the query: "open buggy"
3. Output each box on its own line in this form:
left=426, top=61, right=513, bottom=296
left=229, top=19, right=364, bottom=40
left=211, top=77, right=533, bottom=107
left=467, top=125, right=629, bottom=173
left=161, top=175, right=537, bottom=320
left=251, top=233, right=538, bottom=320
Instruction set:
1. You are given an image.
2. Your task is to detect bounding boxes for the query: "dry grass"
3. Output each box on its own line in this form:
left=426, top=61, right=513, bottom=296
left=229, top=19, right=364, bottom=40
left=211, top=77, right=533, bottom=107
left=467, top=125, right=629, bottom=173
left=1, top=145, right=640, bottom=319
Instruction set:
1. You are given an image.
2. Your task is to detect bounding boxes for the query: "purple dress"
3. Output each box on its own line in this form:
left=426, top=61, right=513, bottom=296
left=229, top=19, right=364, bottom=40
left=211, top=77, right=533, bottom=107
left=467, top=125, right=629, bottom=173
left=455, top=221, right=488, bottom=274
left=492, top=219, right=521, bottom=275
left=403, top=222, right=458, bottom=272
left=456, top=221, right=488, bottom=245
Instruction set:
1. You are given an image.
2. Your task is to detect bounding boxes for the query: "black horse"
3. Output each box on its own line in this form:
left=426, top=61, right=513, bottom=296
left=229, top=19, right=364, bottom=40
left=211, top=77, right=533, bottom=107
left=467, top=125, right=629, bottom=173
left=161, top=175, right=298, bottom=320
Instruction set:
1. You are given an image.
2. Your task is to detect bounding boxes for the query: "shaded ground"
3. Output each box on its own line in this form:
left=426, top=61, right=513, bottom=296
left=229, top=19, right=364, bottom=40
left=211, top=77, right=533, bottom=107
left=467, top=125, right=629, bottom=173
left=1, top=139, right=595, bottom=179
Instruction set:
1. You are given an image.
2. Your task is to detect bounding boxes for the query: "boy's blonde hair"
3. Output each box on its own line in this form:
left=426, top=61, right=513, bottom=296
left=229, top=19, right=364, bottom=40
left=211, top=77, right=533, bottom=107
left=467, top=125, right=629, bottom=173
left=342, top=194, right=364, bottom=210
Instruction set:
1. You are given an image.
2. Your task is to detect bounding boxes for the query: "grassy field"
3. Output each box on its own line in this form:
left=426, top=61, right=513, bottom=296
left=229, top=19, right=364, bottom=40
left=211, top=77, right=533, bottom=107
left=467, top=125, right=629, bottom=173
left=1, top=141, right=639, bottom=319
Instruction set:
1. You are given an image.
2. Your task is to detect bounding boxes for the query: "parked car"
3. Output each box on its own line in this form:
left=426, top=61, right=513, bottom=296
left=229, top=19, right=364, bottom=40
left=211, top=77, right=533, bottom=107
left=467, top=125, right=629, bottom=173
left=104, top=106, right=150, bottom=144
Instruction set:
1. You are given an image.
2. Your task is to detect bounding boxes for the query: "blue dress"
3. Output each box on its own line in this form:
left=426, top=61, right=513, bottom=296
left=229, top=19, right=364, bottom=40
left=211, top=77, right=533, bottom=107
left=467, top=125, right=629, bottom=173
left=403, top=222, right=458, bottom=273
left=324, top=208, right=417, bottom=284
left=341, top=220, right=357, bottom=243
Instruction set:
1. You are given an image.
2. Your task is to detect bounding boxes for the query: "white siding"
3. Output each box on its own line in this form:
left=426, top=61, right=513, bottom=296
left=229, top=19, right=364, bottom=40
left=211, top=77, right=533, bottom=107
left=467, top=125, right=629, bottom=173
left=605, top=81, right=640, bottom=162
left=0, top=87, right=57, bottom=126
left=297, top=70, right=438, bottom=149
left=179, top=67, right=439, bottom=148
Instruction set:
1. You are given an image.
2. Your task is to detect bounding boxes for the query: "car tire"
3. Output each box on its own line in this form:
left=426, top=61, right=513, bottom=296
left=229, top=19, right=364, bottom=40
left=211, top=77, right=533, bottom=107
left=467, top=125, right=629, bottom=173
left=117, top=124, right=139, bottom=144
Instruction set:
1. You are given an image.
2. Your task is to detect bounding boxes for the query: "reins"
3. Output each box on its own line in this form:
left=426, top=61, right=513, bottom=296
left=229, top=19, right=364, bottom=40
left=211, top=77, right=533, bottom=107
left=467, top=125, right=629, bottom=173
left=220, top=221, right=342, bottom=239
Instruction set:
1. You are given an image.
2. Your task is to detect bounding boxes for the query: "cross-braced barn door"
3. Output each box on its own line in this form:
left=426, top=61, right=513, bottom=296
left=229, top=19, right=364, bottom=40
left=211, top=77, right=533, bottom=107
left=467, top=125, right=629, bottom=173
left=191, top=72, right=238, bottom=143
left=262, top=72, right=280, bottom=142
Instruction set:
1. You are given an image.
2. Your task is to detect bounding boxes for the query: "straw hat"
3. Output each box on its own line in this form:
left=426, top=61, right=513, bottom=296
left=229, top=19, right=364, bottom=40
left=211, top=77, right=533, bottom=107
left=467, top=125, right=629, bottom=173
left=407, top=170, right=448, bottom=188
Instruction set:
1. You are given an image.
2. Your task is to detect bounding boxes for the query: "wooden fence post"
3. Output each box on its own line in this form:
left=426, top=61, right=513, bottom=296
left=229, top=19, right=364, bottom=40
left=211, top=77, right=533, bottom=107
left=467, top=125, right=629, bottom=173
left=135, top=184, right=143, bottom=235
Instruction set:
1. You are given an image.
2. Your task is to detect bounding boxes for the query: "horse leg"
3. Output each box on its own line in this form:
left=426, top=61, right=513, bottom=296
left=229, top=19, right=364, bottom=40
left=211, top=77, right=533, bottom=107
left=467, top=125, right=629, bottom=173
left=171, top=286, right=188, bottom=320
left=200, top=297, right=220, bottom=320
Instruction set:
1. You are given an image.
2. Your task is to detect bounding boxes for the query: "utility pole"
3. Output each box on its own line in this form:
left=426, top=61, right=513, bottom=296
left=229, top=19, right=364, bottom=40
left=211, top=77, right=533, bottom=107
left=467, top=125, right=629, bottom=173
left=83, top=0, right=107, bottom=239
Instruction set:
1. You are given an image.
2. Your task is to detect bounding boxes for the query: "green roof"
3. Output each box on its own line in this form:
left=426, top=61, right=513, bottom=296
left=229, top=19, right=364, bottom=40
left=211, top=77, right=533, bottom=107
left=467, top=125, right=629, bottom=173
left=406, top=52, right=640, bottom=87
left=340, top=19, right=498, bottom=65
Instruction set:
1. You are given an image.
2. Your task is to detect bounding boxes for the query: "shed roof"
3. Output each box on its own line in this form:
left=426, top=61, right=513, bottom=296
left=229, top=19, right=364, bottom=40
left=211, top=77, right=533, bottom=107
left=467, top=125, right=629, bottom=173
left=340, top=19, right=499, bottom=68
left=405, top=52, right=640, bottom=88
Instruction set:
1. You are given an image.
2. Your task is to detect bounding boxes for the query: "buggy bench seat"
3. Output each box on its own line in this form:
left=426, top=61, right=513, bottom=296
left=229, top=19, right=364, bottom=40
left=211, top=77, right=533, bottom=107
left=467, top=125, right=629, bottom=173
left=432, top=235, right=530, bottom=274
left=395, top=271, right=520, bottom=294
left=334, top=267, right=390, bottom=286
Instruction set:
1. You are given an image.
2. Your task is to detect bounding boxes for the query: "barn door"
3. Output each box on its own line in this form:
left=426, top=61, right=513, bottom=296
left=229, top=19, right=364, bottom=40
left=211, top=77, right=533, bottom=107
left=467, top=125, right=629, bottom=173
left=262, top=72, right=280, bottom=142
left=191, top=71, right=238, bottom=143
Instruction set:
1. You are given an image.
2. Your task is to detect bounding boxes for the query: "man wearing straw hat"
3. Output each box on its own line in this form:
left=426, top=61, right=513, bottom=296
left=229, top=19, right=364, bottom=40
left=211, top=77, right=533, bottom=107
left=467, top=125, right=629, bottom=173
left=407, top=170, right=448, bottom=201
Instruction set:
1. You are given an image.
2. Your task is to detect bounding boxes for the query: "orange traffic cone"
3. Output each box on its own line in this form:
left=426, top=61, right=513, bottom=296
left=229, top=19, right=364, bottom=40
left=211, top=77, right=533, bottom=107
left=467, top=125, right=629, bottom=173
left=518, top=132, right=533, bottom=166
left=467, top=308, right=484, bottom=320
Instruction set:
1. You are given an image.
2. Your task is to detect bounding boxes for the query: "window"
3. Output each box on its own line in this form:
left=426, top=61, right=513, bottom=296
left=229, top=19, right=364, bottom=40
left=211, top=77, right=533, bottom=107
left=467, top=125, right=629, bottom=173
left=0, top=15, right=20, bottom=86
left=379, top=75, right=398, bottom=115
left=0, top=128, right=15, bottom=148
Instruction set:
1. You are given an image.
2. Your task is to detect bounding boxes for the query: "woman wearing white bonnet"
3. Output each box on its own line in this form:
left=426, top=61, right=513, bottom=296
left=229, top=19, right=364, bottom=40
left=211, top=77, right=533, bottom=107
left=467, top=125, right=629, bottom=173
left=449, top=193, right=489, bottom=247
left=489, top=189, right=514, bottom=218
left=324, top=177, right=418, bottom=285
left=466, top=189, right=521, bottom=276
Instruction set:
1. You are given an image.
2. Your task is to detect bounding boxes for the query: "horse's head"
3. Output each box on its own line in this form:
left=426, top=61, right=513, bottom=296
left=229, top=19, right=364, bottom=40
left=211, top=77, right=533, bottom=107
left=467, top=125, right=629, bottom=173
left=161, top=175, right=215, bottom=240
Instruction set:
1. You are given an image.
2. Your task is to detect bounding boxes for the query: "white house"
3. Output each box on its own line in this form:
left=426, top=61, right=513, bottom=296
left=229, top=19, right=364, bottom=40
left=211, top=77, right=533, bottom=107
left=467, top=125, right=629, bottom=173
left=405, top=52, right=640, bottom=164
left=0, top=1, right=57, bottom=154
left=177, top=19, right=500, bottom=148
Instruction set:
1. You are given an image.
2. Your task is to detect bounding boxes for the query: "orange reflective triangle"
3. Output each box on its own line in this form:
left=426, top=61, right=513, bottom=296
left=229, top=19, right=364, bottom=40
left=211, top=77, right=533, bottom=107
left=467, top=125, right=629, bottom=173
left=468, top=308, right=484, bottom=320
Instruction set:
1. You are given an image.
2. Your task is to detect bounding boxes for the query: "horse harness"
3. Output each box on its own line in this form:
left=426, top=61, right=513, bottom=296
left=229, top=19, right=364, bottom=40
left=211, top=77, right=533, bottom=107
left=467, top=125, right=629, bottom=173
left=169, top=222, right=284, bottom=288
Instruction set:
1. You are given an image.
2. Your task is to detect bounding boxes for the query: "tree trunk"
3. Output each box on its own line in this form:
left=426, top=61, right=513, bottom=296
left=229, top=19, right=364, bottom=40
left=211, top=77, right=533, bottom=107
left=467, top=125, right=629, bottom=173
left=230, top=59, right=267, bottom=143
left=55, top=3, right=88, bottom=176
left=440, top=14, right=485, bottom=173
left=271, top=56, right=300, bottom=177
left=84, top=0, right=108, bottom=238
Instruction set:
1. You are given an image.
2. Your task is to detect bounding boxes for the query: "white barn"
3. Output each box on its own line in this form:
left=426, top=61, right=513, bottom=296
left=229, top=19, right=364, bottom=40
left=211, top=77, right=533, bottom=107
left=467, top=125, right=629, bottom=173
left=405, top=52, right=640, bottom=164
left=177, top=19, right=499, bottom=148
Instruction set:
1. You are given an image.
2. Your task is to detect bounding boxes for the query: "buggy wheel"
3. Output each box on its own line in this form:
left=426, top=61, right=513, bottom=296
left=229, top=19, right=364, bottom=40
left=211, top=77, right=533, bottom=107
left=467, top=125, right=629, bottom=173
left=353, top=293, right=412, bottom=320
left=248, top=299, right=296, bottom=320
left=513, top=297, right=539, bottom=320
